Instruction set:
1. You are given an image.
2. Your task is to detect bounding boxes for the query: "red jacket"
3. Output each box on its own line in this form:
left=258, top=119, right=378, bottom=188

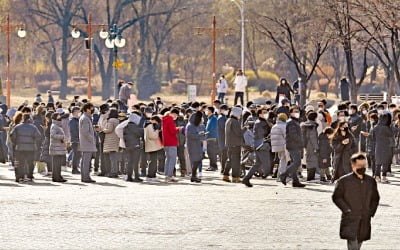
left=162, top=115, right=179, bottom=147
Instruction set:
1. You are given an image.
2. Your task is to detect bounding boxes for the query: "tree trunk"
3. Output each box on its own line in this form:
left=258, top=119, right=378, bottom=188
left=59, top=27, right=69, bottom=99
left=300, top=74, right=307, bottom=107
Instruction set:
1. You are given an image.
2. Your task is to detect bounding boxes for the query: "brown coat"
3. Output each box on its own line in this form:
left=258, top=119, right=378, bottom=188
left=144, top=123, right=163, bottom=153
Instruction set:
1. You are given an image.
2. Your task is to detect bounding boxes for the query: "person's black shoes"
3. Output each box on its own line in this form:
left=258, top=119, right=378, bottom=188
left=206, top=167, right=218, bottom=171
left=53, top=179, right=67, bottom=183
left=280, top=174, right=287, bottom=186
left=82, top=179, right=96, bottom=183
left=242, top=178, right=253, bottom=188
left=292, top=182, right=306, bottom=188
left=191, top=177, right=202, bottom=183
left=132, top=178, right=143, bottom=183
left=72, top=169, right=81, bottom=175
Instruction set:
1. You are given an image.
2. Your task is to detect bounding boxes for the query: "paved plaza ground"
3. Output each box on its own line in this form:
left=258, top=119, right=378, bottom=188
left=0, top=163, right=399, bottom=250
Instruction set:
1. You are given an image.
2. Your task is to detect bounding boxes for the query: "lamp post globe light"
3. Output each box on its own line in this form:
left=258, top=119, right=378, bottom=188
left=100, top=24, right=126, bottom=99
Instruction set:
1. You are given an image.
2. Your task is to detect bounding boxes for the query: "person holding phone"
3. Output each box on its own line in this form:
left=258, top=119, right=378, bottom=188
left=331, top=121, right=357, bottom=182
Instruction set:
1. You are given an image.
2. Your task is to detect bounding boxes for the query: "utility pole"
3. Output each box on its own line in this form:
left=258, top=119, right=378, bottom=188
left=72, top=13, right=107, bottom=100
left=195, top=16, right=232, bottom=104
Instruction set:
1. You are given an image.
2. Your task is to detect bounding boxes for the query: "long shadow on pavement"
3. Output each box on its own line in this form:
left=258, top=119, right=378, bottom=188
left=0, top=182, right=22, bottom=187
left=92, top=182, right=127, bottom=188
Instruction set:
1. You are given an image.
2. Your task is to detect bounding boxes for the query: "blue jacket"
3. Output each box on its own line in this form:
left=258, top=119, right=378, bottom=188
left=69, top=117, right=80, bottom=143
left=206, top=115, right=218, bottom=139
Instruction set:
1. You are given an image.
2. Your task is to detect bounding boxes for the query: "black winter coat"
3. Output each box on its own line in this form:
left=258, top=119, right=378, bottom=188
left=373, top=113, right=393, bottom=165
left=275, top=84, right=293, bottom=103
left=69, top=117, right=80, bottom=144
left=286, top=118, right=303, bottom=151
left=348, top=113, right=363, bottom=139
left=332, top=173, right=380, bottom=242
left=332, top=132, right=357, bottom=181
left=10, top=121, right=41, bottom=152
left=225, top=117, right=243, bottom=147
left=123, top=122, right=144, bottom=149
left=318, top=133, right=332, bottom=169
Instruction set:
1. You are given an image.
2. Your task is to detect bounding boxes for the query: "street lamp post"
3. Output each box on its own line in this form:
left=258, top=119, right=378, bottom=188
left=231, top=0, right=247, bottom=100
left=102, top=24, right=126, bottom=100
left=71, top=13, right=107, bottom=100
left=0, top=15, right=26, bottom=107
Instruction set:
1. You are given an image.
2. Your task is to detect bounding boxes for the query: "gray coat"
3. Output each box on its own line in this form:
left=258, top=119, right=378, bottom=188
left=49, top=121, right=67, bottom=156
left=79, top=113, right=97, bottom=152
left=270, top=120, right=286, bottom=152
left=301, top=120, right=319, bottom=169
left=225, top=117, right=243, bottom=147
left=186, top=114, right=206, bottom=163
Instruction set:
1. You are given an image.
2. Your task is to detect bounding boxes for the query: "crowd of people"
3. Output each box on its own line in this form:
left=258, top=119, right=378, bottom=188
left=0, top=70, right=398, bottom=188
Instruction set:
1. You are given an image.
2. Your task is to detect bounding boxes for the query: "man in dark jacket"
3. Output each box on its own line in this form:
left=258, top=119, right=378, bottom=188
left=69, top=107, right=81, bottom=174
left=217, top=105, right=228, bottom=173
left=124, top=112, right=144, bottom=182
left=280, top=106, right=306, bottom=187
left=332, top=153, right=380, bottom=250
left=348, top=104, right=363, bottom=150
left=276, top=98, right=290, bottom=118
left=10, top=114, right=41, bottom=182
left=223, top=106, right=244, bottom=183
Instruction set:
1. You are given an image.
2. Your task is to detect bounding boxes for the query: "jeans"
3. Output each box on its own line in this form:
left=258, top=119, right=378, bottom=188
left=71, top=142, right=81, bottom=170
left=277, top=151, right=287, bottom=175
left=218, top=92, right=226, bottom=103
left=347, top=239, right=362, bottom=250
left=164, top=146, right=177, bottom=178
left=234, top=92, right=244, bottom=106
left=126, top=148, right=141, bottom=179
left=147, top=151, right=158, bottom=178
left=206, top=139, right=218, bottom=169
left=108, top=152, right=119, bottom=176
left=224, top=146, right=241, bottom=178
left=14, top=151, right=34, bottom=180
left=284, top=150, right=301, bottom=183
left=80, top=152, right=93, bottom=181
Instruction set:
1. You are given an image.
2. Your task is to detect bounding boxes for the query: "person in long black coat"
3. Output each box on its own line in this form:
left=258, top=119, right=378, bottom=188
left=275, top=78, right=294, bottom=103
left=331, top=121, right=357, bottom=182
left=332, top=153, right=380, bottom=250
left=186, top=111, right=206, bottom=183
left=372, top=113, right=393, bottom=183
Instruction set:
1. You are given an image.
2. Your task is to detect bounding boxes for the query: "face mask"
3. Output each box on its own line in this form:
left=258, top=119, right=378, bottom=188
left=223, top=111, right=229, bottom=116
left=266, top=105, right=271, bottom=109
left=318, top=107, right=323, bottom=112
left=362, top=110, right=368, bottom=115
left=263, top=114, right=269, bottom=120
left=378, top=110, right=384, bottom=115
left=348, top=110, right=353, bottom=115
left=145, top=113, right=152, bottom=118
left=205, top=110, right=209, bottom=116
left=356, top=167, right=366, bottom=175
left=158, top=104, right=163, bottom=109
left=338, top=116, right=345, bottom=122
left=292, top=113, right=300, bottom=119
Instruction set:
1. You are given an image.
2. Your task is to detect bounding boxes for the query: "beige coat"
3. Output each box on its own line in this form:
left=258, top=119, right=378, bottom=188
left=103, top=118, right=120, bottom=152
left=144, top=124, right=163, bottom=153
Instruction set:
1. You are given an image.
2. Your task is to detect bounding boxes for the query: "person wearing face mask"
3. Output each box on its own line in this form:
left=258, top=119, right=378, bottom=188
left=332, top=153, right=380, bottom=250
left=348, top=105, right=363, bottom=151
left=276, top=98, right=290, bottom=118
left=365, top=112, right=378, bottom=175
left=318, top=100, right=332, bottom=126
left=301, top=112, right=319, bottom=182
left=144, top=115, right=163, bottom=182
left=69, top=107, right=81, bottom=174
left=205, top=106, right=218, bottom=171
left=372, top=113, right=393, bottom=183
left=275, top=78, right=294, bottom=104
left=138, top=107, right=153, bottom=177
left=242, top=108, right=272, bottom=187
left=217, top=105, right=229, bottom=173
left=358, top=102, right=370, bottom=153
left=332, top=110, right=349, bottom=129
left=49, top=112, right=67, bottom=182
left=279, top=106, right=306, bottom=187
left=331, top=121, right=357, bottom=182
left=79, top=103, right=97, bottom=183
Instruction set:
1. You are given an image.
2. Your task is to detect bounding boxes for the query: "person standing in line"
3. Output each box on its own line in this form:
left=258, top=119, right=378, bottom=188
left=270, top=113, right=288, bottom=179
left=318, top=127, right=334, bottom=183
left=279, top=106, right=306, bottom=187
left=10, top=114, right=41, bottom=182
left=223, top=106, right=244, bottom=183
left=233, top=69, right=247, bottom=106
left=124, top=112, right=145, bottom=182
left=49, top=112, right=67, bottom=182
left=186, top=111, right=206, bottom=183
left=332, top=153, right=380, bottom=250
left=118, top=81, right=133, bottom=112
left=216, top=75, right=228, bottom=104
left=205, top=106, right=218, bottom=171
left=301, top=111, right=319, bottom=182
left=102, top=109, right=120, bottom=178
left=217, top=105, right=229, bottom=174
left=162, top=109, right=181, bottom=182
left=144, top=115, right=163, bottom=182
left=69, top=107, right=81, bottom=174
left=79, top=103, right=97, bottom=183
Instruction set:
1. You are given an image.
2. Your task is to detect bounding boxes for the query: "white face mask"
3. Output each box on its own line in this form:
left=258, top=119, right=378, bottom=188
left=263, top=114, right=269, bottom=120
left=223, top=110, right=229, bottom=116
left=205, top=110, right=209, bottom=116
left=348, top=110, right=353, bottom=115
left=292, top=113, right=300, bottom=119
left=378, top=110, right=384, bottom=115
left=158, top=104, right=163, bottom=109
left=338, top=116, right=345, bottom=122
left=362, top=110, right=368, bottom=115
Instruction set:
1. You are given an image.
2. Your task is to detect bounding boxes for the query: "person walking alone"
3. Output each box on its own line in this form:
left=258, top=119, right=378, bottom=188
left=233, top=69, right=247, bottom=106
left=332, top=153, right=380, bottom=250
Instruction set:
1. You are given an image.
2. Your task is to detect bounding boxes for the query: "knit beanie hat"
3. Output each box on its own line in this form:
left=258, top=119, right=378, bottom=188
left=231, top=107, right=242, bottom=118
